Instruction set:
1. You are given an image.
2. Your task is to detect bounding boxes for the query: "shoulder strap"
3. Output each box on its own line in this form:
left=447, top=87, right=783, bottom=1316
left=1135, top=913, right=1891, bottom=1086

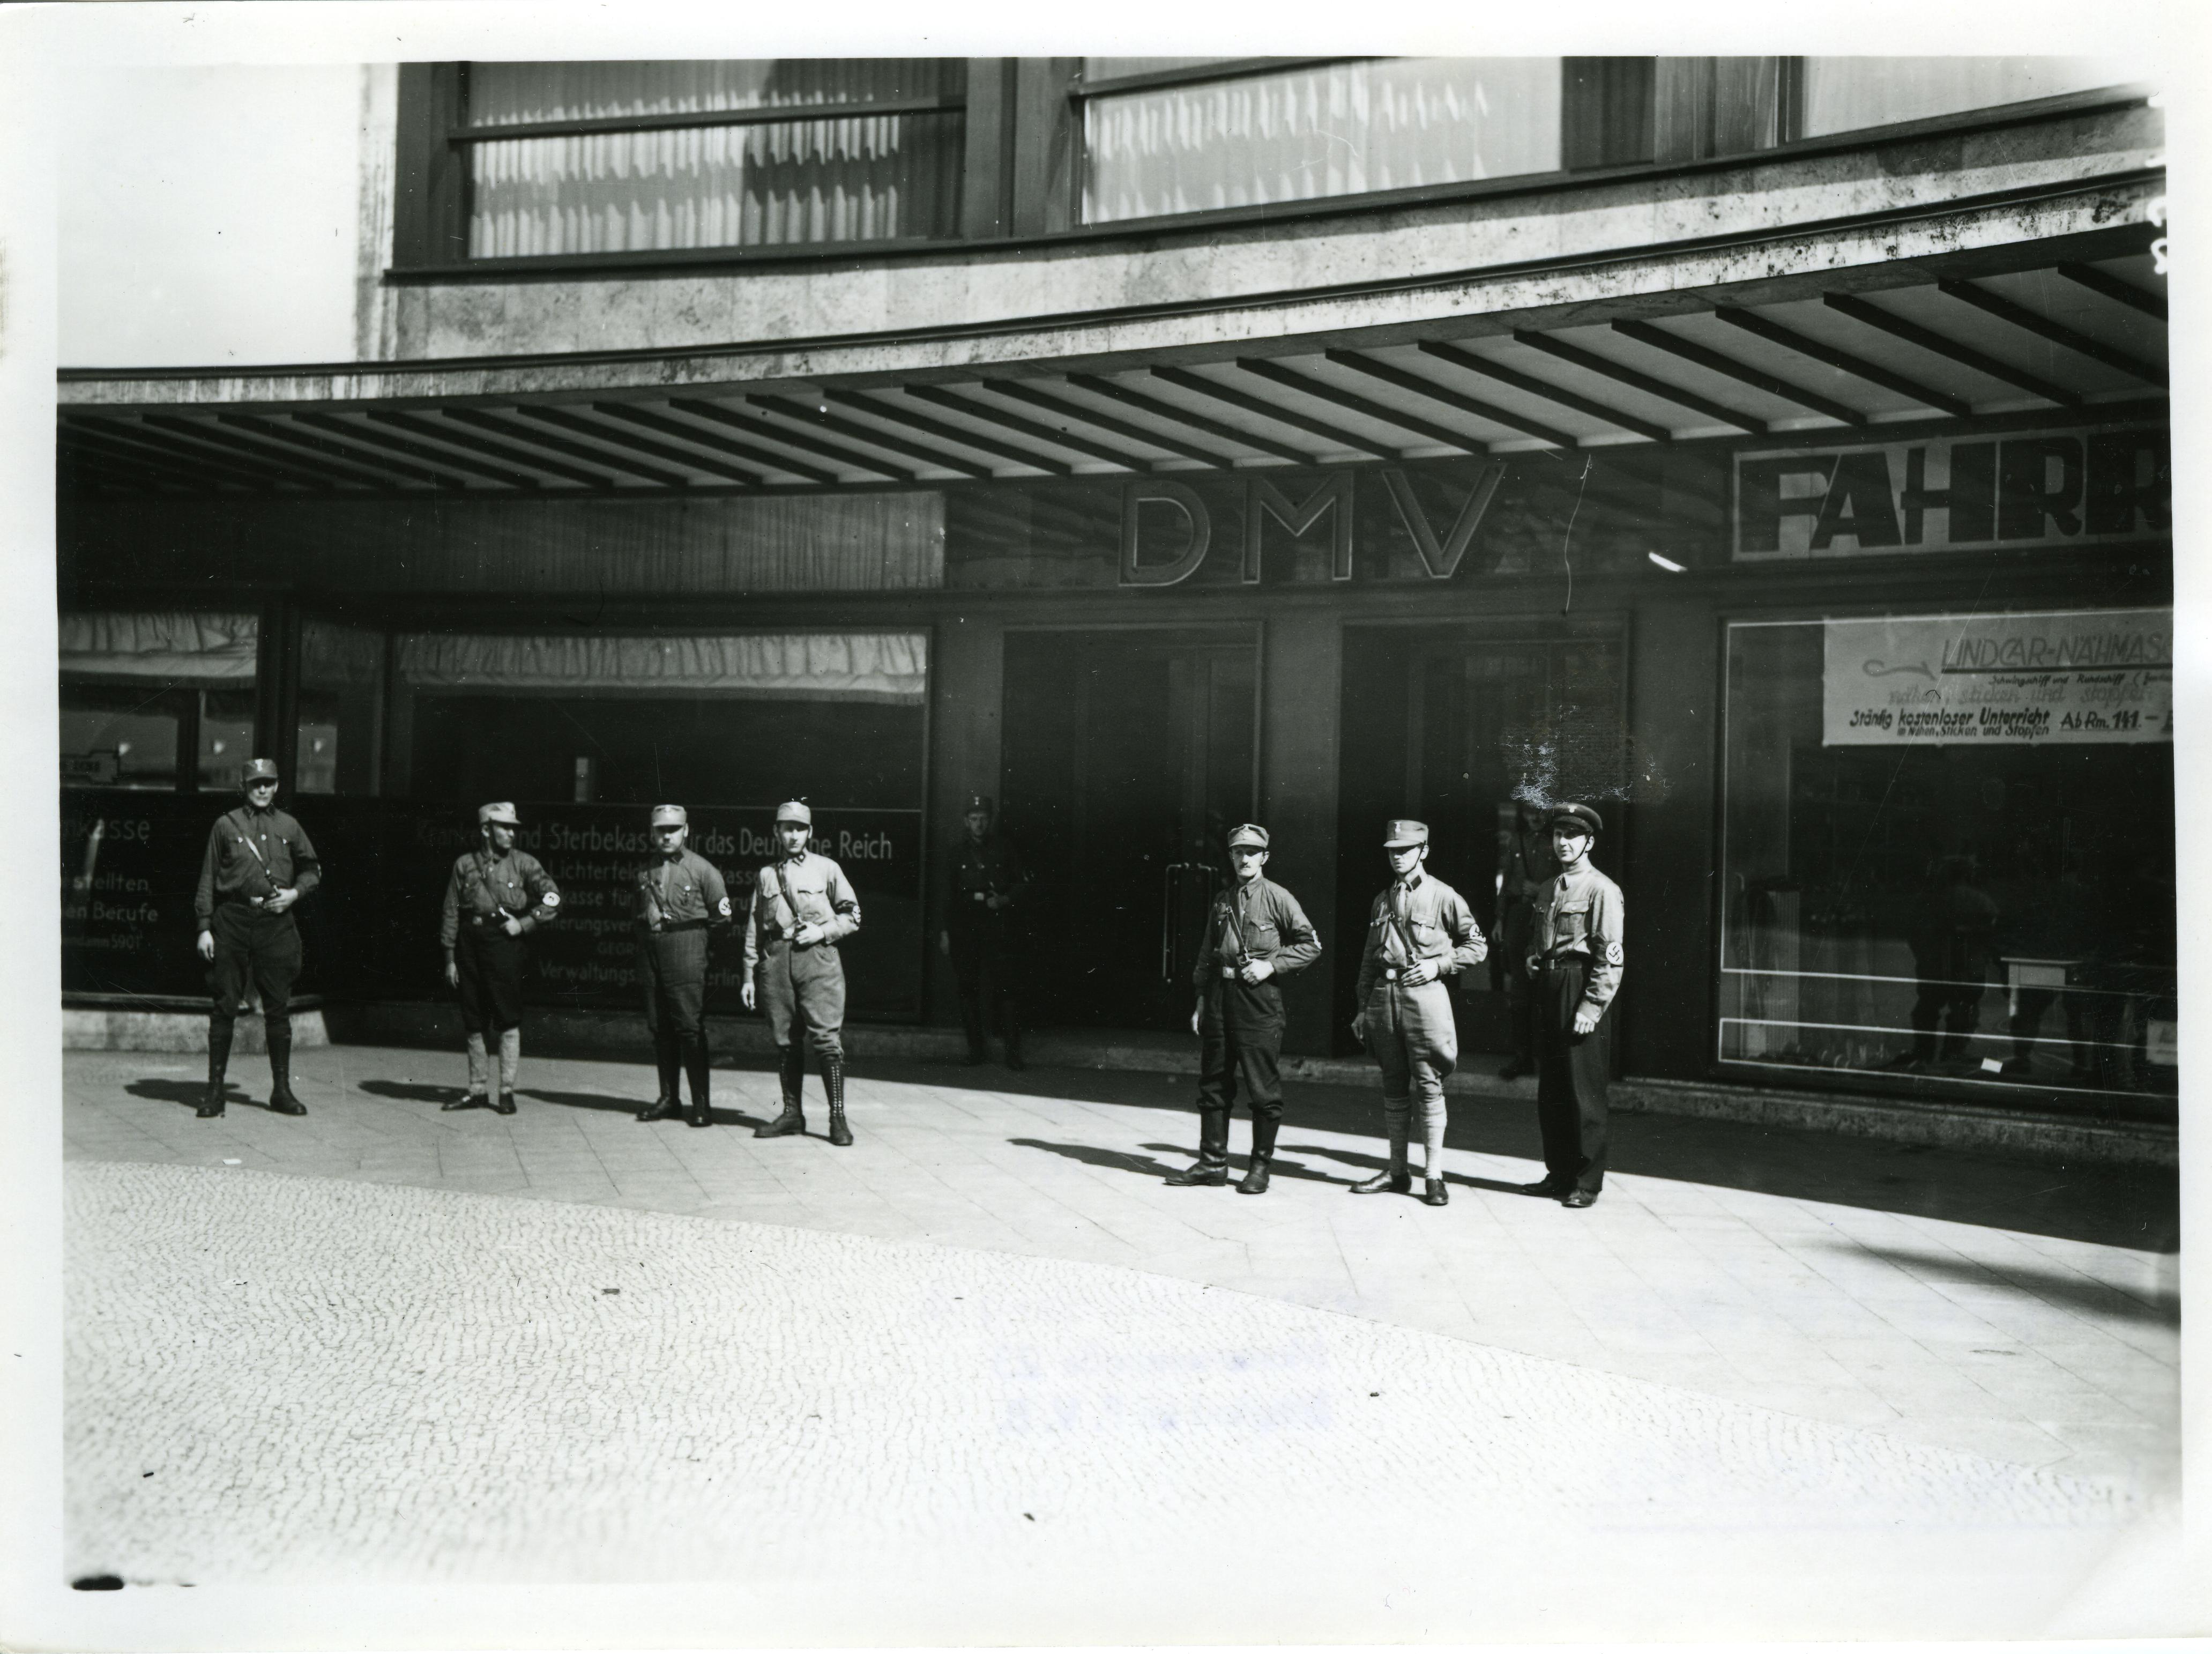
left=764, top=862, right=798, bottom=932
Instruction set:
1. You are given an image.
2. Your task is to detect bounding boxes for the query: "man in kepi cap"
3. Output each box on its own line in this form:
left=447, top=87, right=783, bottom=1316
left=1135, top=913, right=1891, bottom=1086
left=1349, top=819, right=1485, bottom=1205
left=744, top=799, right=863, bottom=1145
left=1165, top=823, right=1320, bottom=1195
left=1521, top=803, right=1624, bottom=1208
left=633, top=804, right=732, bottom=1128
left=939, top=792, right=1031, bottom=1069
left=439, top=802, right=561, bottom=1114
left=191, top=758, right=321, bottom=1118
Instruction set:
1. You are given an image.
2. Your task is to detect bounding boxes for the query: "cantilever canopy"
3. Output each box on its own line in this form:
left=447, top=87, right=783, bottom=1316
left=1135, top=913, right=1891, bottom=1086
left=58, top=242, right=2166, bottom=499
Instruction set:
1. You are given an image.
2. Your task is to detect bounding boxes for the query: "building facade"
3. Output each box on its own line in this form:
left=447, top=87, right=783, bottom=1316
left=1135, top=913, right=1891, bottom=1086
left=58, top=57, right=2172, bottom=1126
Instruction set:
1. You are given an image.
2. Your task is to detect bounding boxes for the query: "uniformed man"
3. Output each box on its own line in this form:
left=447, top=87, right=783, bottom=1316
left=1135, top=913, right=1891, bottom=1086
left=632, top=804, right=732, bottom=1128
left=743, top=800, right=863, bottom=1146
left=191, top=757, right=321, bottom=1119
left=1350, top=819, right=1485, bottom=1205
left=939, top=792, right=1031, bottom=1069
left=438, top=802, right=561, bottom=1114
left=1520, top=803, right=1623, bottom=1208
left=1164, top=823, right=1320, bottom=1195
left=1493, top=799, right=1559, bottom=1080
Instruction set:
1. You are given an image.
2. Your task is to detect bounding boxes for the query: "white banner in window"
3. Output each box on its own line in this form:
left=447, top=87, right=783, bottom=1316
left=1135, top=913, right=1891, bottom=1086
left=1822, top=609, right=2171, bottom=745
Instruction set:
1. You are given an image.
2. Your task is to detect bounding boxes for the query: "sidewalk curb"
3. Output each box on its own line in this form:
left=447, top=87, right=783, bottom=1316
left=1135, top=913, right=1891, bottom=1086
left=69, top=1001, right=2174, bottom=1170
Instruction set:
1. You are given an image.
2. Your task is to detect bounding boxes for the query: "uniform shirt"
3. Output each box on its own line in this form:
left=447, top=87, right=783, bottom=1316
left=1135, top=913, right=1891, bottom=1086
left=635, top=849, right=733, bottom=931
left=742, top=850, right=862, bottom=973
left=1192, top=874, right=1321, bottom=990
left=1528, top=859, right=1625, bottom=1015
left=194, top=804, right=321, bottom=928
left=1354, top=871, right=1486, bottom=1002
left=440, top=848, right=562, bottom=950
left=947, top=833, right=1029, bottom=928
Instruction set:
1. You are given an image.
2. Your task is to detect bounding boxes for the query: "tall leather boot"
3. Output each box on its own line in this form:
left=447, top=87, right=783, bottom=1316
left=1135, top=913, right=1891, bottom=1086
left=683, top=1033, right=713, bottom=1128
left=198, top=1018, right=233, bottom=1118
left=755, top=1043, right=807, bottom=1137
left=265, top=1016, right=307, bottom=1115
left=495, top=1027, right=520, bottom=1115
left=636, top=1027, right=682, bottom=1121
left=1166, top=1108, right=1231, bottom=1185
left=825, top=1053, right=853, bottom=1147
left=1238, top=1114, right=1278, bottom=1195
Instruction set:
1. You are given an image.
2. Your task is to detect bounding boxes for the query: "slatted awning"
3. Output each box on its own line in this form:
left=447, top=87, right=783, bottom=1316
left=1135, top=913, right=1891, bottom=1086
left=57, top=245, right=2168, bottom=498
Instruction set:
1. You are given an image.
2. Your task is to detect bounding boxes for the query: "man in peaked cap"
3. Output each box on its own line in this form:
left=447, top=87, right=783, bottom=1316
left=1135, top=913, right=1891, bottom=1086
left=1164, top=822, right=1320, bottom=1196
left=633, top=804, right=733, bottom=1128
left=744, top=799, right=863, bottom=1145
left=1520, top=802, right=1624, bottom=1208
left=191, top=758, right=321, bottom=1118
left=439, top=802, right=561, bottom=1115
left=939, top=792, right=1031, bottom=1069
left=1349, top=818, right=1485, bottom=1206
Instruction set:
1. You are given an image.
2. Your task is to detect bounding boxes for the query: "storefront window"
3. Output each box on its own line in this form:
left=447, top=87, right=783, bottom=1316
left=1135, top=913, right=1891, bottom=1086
left=1719, top=611, right=2174, bottom=1111
left=1797, top=57, right=2132, bottom=138
left=59, top=611, right=258, bottom=791
left=1082, top=58, right=1563, bottom=225
left=296, top=620, right=386, bottom=795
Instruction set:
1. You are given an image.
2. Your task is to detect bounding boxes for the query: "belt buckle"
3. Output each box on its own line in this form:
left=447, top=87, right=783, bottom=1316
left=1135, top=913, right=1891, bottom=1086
left=1220, top=966, right=1238, bottom=979
left=1383, top=967, right=1400, bottom=981
left=972, top=892, right=986, bottom=901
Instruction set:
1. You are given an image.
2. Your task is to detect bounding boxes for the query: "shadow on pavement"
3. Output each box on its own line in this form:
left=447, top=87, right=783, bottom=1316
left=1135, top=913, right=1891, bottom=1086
left=357, top=1079, right=467, bottom=1104
left=1285, top=1140, right=1531, bottom=1197
left=862, top=1056, right=2177, bottom=1253
left=124, top=1078, right=285, bottom=1111
left=522, top=1088, right=771, bottom=1130
left=1007, top=1139, right=1177, bottom=1180
left=1833, top=1242, right=2180, bottom=1326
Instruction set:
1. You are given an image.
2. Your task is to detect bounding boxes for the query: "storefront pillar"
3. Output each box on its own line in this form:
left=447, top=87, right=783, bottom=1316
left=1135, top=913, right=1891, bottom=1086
left=928, top=612, right=1007, bottom=1027
left=1258, top=612, right=1342, bottom=1057
left=1621, top=596, right=1719, bottom=1081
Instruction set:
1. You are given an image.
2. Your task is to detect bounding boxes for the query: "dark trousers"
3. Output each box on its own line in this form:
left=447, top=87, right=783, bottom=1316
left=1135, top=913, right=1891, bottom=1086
left=1534, top=958, right=1609, bottom=1193
left=209, top=903, right=301, bottom=1030
left=456, top=923, right=526, bottom=1034
left=639, top=924, right=711, bottom=1103
left=949, top=921, right=1021, bottom=1057
left=1194, top=983, right=1284, bottom=1168
left=758, top=938, right=846, bottom=1060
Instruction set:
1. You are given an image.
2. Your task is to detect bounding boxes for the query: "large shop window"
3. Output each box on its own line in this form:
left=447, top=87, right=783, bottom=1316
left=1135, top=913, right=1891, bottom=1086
left=394, top=631, right=927, bottom=809
left=296, top=620, right=387, bottom=795
left=58, top=611, right=258, bottom=792
left=1796, top=57, right=2132, bottom=138
left=1080, top=57, right=1562, bottom=224
left=462, top=60, right=967, bottom=257
left=1720, top=611, right=2174, bottom=1113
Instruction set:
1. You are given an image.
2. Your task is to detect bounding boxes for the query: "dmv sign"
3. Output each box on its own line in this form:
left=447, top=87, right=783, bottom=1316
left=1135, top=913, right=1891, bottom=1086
left=1736, top=426, right=2169, bottom=559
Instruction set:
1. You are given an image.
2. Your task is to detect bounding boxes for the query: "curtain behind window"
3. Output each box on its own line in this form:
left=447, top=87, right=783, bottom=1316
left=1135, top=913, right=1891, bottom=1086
left=1083, top=58, right=1562, bottom=224
left=466, top=60, right=965, bottom=256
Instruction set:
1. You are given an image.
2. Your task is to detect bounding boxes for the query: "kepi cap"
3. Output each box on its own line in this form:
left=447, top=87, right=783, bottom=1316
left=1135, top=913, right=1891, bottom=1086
left=478, top=801, right=520, bottom=827
left=239, top=757, right=280, bottom=788
left=1227, top=823, right=1269, bottom=850
left=776, top=799, right=812, bottom=826
left=1383, top=819, right=1429, bottom=848
left=1547, top=803, right=1603, bottom=839
left=650, top=804, right=688, bottom=827
left=964, top=793, right=993, bottom=814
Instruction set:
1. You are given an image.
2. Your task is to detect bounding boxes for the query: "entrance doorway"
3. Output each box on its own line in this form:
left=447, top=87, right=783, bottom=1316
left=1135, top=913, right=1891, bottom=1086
left=1002, top=628, right=1258, bottom=1029
left=1337, top=625, right=1628, bottom=1055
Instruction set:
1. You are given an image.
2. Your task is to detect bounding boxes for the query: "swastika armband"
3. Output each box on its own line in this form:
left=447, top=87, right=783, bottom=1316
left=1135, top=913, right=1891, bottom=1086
left=1603, top=940, right=1623, bottom=966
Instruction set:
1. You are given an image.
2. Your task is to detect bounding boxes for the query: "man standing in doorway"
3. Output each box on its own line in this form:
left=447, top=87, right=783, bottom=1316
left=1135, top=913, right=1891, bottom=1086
left=745, top=800, right=863, bottom=1146
left=192, top=757, right=321, bottom=1118
left=1520, top=803, right=1624, bottom=1208
left=633, top=804, right=732, bottom=1129
left=939, top=792, right=1030, bottom=1069
left=1164, top=824, right=1321, bottom=1195
left=440, top=802, right=561, bottom=1114
left=1350, top=819, right=1485, bottom=1205
left=1493, top=799, right=1559, bottom=1080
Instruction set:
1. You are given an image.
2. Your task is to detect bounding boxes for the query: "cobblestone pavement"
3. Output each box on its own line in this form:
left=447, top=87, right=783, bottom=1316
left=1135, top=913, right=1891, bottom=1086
left=59, top=1044, right=2185, bottom=1635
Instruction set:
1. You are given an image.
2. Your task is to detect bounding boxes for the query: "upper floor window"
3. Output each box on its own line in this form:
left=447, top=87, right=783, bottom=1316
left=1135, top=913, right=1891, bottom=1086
left=458, top=59, right=966, bottom=257
left=1077, top=57, right=1562, bottom=225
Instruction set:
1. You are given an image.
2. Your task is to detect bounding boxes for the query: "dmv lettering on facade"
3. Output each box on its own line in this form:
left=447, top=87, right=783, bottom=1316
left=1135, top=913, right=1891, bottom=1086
left=1735, top=425, right=2169, bottom=559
